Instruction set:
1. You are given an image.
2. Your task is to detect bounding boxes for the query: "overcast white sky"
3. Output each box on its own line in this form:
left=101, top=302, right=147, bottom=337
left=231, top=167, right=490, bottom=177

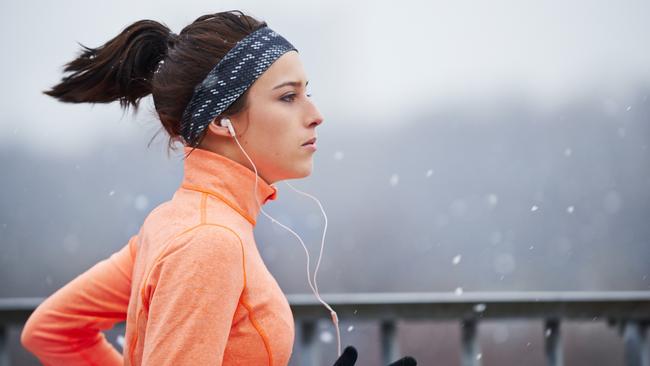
left=2, top=0, right=649, bottom=157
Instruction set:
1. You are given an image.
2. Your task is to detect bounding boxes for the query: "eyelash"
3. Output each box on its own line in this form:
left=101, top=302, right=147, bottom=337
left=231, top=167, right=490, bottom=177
left=281, top=92, right=312, bottom=102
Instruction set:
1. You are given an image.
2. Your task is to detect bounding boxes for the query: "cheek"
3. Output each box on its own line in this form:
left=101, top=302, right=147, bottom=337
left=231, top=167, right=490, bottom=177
left=256, top=109, right=296, bottom=151
left=247, top=101, right=304, bottom=163
left=272, top=134, right=298, bottom=158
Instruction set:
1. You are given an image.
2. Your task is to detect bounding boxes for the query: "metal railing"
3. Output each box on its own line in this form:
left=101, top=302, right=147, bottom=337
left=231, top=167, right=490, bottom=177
left=2, top=292, right=649, bottom=366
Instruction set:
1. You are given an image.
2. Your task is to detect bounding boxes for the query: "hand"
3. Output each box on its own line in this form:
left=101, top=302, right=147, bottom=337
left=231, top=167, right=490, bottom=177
left=332, top=346, right=357, bottom=366
left=331, top=345, right=417, bottom=366
left=387, top=356, right=417, bottom=366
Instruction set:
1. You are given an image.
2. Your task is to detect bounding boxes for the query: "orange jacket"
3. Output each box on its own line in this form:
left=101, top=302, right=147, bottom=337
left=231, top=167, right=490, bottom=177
left=21, top=146, right=295, bottom=365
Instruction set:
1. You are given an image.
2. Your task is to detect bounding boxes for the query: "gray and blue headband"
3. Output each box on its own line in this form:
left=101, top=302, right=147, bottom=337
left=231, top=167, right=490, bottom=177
left=180, top=26, right=298, bottom=147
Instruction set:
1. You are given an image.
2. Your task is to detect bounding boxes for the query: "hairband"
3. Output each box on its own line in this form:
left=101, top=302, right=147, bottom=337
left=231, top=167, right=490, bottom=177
left=179, top=26, right=298, bottom=146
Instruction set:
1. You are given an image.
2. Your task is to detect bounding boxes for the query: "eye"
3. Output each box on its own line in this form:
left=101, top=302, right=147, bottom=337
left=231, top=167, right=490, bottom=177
left=281, top=93, right=296, bottom=102
left=281, top=91, right=313, bottom=103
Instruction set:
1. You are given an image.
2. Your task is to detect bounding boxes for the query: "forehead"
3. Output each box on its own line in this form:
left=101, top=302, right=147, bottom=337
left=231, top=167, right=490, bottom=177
left=254, top=51, right=306, bottom=88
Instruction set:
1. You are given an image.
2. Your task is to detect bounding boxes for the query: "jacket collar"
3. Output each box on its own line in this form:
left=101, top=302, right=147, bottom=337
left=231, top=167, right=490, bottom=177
left=180, top=146, right=278, bottom=225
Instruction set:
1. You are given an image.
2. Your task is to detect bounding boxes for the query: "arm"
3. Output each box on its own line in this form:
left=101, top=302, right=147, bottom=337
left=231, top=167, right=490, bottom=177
left=20, top=234, right=138, bottom=366
left=140, top=225, right=244, bottom=365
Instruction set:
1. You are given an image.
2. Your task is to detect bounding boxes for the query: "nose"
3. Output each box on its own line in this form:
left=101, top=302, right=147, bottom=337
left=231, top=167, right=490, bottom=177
left=310, top=116, right=323, bottom=128
left=307, top=99, right=324, bottom=128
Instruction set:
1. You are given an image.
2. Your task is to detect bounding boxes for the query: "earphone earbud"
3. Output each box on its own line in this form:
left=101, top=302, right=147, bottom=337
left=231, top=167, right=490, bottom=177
left=220, top=117, right=236, bottom=137
left=211, top=117, right=236, bottom=137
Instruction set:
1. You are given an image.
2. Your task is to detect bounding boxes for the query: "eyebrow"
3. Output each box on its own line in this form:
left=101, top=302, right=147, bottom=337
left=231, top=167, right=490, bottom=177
left=272, top=80, right=309, bottom=90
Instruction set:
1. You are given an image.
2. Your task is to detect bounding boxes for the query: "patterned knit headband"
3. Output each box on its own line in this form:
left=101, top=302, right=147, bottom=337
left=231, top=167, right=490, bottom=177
left=180, top=26, right=298, bottom=147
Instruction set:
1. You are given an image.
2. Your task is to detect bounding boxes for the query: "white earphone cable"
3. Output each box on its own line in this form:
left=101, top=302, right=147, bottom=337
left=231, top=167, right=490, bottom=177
left=224, top=119, right=342, bottom=357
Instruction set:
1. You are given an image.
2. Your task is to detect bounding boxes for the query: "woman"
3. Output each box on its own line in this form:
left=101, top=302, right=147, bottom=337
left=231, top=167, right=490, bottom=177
left=20, top=10, right=416, bottom=366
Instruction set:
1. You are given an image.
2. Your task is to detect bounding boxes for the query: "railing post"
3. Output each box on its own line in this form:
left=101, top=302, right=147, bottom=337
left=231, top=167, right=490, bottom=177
left=300, top=320, right=319, bottom=366
left=0, top=325, right=8, bottom=366
left=640, top=321, right=650, bottom=366
left=544, top=318, right=563, bottom=366
left=381, top=320, right=399, bottom=364
left=461, top=319, right=481, bottom=366
left=623, top=321, right=649, bottom=366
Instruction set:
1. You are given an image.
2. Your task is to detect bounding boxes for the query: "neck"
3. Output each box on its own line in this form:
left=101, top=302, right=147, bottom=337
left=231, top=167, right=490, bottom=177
left=198, top=137, right=274, bottom=185
left=181, top=146, right=279, bottom=225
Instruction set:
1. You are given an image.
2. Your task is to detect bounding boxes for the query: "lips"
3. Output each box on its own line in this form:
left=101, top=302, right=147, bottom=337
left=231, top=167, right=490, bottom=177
left=302, top=137, right=317, bottom=146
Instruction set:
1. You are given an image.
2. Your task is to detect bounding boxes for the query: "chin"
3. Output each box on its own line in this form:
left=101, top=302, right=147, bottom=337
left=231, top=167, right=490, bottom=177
left=277, top=157, right=313, bottom=181
left=293, top=162, right=314, bottom=179
left=294, top=168, right=312, bottom=179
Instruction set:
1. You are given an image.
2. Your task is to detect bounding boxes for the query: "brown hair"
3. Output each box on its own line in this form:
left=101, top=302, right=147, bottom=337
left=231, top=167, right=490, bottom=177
left=43, top=10, right=267, bottom=158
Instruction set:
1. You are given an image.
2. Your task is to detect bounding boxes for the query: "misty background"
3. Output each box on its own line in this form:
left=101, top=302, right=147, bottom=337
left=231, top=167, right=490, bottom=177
left=1, top=0, right=649, bottom=365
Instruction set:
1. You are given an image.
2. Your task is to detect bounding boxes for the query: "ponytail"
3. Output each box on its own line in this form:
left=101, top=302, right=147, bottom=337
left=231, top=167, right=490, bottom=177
left=43, top=19, right=175, bottom=112
left=44, top=11, right=267, bottom=154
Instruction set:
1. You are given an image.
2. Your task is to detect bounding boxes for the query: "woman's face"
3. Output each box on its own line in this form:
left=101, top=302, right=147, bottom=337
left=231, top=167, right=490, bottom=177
left=204, top=50, right=324, bottom=184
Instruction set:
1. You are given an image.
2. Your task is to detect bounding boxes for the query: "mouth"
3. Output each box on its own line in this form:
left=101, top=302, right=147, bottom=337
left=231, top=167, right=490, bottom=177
left=301, top=137, right=317, bottom=146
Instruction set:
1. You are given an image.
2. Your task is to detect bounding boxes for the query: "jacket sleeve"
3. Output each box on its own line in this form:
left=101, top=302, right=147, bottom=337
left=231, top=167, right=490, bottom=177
left=140, top=225, right=245, bottom=365
left=20, top=234, right=138, bottom=366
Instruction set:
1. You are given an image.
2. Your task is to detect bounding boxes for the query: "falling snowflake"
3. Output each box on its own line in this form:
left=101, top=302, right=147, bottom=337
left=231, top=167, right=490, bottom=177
left=425, top=169, right=434, bottom=178
left=486, top=194, right=498, bottom=207
left=334, top=151, right=344, bottom=160
left=109, top=190, right=116, bottom=196
left=454, top=287, right=463, bottom=295
left=626, top=105, right=632, bottom=111
left=452, top=255, right=462, bottom=265
left=389, top=174, right=399, bottom=186
left=476, top=353, right=482, bottom=360
left=347, top=325, right=355, bottom=332
left=473, top=303, right=486, bottom=312
left=564, top=148, right=572, bottom=157
left=116, top=335, right=125, bottom=350
left=134, top=194, right=149, bottom=211
left=567, top=206, right=575, bottom=213
left=531, top=205, right=539, bottom=212
left=320, top=331, right=333, bottom=343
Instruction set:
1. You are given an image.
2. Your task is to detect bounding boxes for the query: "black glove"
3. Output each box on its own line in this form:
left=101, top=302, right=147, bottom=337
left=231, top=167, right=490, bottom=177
left=332, top=345, right=417, bottom=366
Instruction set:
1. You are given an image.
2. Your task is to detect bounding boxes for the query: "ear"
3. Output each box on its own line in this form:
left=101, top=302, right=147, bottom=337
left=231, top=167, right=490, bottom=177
left=206, top=117, right=232, bottom=138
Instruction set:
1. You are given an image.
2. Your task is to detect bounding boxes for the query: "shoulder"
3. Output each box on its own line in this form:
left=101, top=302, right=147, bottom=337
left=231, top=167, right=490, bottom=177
left=159, top=224, right=245, bottom=266
left=144, top=225, right=247, bottom=308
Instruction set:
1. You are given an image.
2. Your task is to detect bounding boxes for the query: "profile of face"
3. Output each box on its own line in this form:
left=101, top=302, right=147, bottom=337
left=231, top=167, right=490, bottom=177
left=201, top=50, right=324, bottom=185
